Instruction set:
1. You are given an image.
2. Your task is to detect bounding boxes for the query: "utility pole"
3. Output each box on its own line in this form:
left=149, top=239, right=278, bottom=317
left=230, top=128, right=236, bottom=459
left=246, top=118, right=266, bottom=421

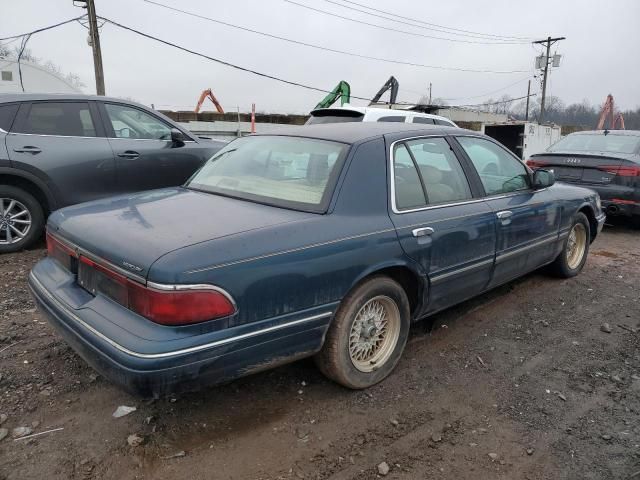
left=525, top=80, right=531, bottom=121
left=532, top=36, right=565, bottom=123
left=75, top=0, right=105, bottom=95
left=428, top=82, right=432, bottom=104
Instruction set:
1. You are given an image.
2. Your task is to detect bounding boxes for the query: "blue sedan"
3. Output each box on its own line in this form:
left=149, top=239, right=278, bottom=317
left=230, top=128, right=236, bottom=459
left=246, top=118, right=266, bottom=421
left=29, top=123, right=605, bottom=394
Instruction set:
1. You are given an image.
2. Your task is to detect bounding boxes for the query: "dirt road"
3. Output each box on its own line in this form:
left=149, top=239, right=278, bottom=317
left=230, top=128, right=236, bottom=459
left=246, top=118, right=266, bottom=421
left=0, top=225, right=638, bottom=480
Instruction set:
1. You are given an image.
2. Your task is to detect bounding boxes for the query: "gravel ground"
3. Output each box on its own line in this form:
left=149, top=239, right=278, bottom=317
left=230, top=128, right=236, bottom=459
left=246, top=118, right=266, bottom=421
left=0, top=224, right=638, bottom=480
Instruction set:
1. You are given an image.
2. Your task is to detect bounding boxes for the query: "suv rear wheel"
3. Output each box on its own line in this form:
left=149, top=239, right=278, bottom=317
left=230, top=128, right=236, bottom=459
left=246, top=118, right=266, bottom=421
left=0, top=186, right=44, bottom=253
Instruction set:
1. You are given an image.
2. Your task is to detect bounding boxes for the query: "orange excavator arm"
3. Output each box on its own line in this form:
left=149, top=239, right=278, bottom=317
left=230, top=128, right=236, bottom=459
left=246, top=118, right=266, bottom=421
left=596, top=94, right=614, bottom=130
left=195, top=88, right=224, bottom=114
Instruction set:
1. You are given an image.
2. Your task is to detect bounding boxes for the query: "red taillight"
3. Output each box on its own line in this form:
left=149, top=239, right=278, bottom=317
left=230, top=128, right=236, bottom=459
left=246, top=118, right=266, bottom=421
left=46, top=231, right=77, bottom=269
left=526, top=159, right=548, bottom=168
left=78, top=255, right=235, bottom=325
left=47, top=233, right=236, bottom=325
left=597, top=165, right=640, bottom=177
left=128, top=283, right=235, bottom=326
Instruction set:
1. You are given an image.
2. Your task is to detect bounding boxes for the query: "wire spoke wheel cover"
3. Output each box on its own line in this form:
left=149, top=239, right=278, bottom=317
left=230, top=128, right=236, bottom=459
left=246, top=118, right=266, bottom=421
left=0, top=197, right=32, bottom=245
left=348, top=295, right=401, bottom=373
left=566, top=223, right=587, bottom=270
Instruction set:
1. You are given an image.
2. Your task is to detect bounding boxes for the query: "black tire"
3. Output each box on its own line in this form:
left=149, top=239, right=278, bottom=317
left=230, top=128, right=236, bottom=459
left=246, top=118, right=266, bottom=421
left=0, top=185, right=45, bottom=254
left=549, top=212, right=590, bottom=278
left=315, top=276, right=410, bottom=389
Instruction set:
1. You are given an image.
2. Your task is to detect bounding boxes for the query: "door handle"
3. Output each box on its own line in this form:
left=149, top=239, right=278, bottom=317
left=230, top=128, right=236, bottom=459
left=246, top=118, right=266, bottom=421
left=117, top=151, right=140, bottom=159
left=412, top=227, right=434, bottom=238
left=496, top=210, right=513, bottom=225
left=13, top=146, right=41, bottom=154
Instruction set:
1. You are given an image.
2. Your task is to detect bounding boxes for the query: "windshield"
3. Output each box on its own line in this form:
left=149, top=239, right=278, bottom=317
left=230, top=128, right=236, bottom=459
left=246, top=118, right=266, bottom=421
left=187, top=136, right=348, bottom=212
left=548, top=133, right=640, bottom=154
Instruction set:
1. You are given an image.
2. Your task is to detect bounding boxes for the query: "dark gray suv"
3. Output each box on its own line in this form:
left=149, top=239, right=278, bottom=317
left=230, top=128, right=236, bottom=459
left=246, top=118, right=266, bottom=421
left=0, top=94, right=224, bottom=252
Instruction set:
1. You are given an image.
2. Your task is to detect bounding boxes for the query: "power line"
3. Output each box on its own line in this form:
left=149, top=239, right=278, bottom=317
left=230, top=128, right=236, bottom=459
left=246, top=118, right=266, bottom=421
left=0, top=15, right=87, bottom=42
left=283, top=0, right=530, bottom=45
left=443, top=76, right=533, bottom=101
left=140, top=0, right=528, bottom=74
left=97, top=15, right=378, bottom=102
left=335, top=0, right=534, bottom=41
left=458, top=93, right=536, bottom=108
left=322, top=0, right=534, bottom=42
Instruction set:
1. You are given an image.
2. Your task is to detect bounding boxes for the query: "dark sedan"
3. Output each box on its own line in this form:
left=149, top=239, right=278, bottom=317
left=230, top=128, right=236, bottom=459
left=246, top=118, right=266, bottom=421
left=0, top=94, right=225, bottom=253
left=29, top=123, right=605, bottom=395
left=527, top=130, right=640, bottom=225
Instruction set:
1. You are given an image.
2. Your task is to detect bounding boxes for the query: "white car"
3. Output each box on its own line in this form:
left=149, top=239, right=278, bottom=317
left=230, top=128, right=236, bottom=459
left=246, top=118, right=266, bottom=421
left=307, top=105, right=458, bottom=127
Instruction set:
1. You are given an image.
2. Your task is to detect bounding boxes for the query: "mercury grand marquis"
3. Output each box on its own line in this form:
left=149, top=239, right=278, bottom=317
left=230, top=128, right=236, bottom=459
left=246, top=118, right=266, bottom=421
left=29, top=123, right=606, bottom=395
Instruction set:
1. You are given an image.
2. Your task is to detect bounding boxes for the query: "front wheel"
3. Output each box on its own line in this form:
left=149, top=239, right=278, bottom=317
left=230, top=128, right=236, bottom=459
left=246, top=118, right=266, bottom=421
left=315, top=276, right=410, bottom=389
left=0, top=186, right=45, bottom=253
left=549, top=212, right=590, bottom=278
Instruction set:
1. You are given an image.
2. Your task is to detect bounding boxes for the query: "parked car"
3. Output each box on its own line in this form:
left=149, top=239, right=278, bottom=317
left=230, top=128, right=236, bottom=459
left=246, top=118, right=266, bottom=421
left=307, top=104, right=458, bottom=127
left=0, top=94, right=225, bottom=253
left=527, top=130, right=640, bottom=225
left=29, top=123, right=605, bottom=395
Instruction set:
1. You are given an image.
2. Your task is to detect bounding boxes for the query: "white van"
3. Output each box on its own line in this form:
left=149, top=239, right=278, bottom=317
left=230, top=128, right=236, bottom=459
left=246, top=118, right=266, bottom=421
left=306, top=105, right=458, bottom=128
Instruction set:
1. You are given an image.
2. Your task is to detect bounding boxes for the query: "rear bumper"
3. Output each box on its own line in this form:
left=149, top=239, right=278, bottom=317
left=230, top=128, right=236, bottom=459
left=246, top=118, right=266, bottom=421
left=600, top=199, right=640, bottom=218
left=29, top=258, right=334, bottom=396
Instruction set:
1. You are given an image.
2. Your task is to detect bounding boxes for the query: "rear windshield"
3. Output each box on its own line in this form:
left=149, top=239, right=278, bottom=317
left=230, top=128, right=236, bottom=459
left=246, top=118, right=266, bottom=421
left=187, top=136, right=348, bottom=213
left=548, top=133, right=640, bottom=154
left=306, top=110, right=364, bottom=125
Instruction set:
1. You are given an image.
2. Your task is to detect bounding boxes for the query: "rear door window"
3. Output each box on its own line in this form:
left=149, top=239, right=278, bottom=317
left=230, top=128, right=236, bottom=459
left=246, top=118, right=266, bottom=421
left=406, top=138, right=472, bottom=204
left=0, top=104, right=18, bottom=132
left=434, top=119, right=453, bottom=126
left=16, top=102, right=97, bottom=137
left=393, top=143, right=426, bottom=210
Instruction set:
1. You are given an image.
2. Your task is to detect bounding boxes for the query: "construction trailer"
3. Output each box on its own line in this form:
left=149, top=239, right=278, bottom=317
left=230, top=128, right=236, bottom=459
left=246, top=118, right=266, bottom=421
left=481, top=121, right=562, bottom=160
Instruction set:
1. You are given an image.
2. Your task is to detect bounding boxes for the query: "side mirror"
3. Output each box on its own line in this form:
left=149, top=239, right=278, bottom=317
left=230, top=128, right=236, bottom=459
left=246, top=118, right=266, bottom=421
left=170, top=128, right=185, bottom=145
left=533, top=169, right=555, bottom=189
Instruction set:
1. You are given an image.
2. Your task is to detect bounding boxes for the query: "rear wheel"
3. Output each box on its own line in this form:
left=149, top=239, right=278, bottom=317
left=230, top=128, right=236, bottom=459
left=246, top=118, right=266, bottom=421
left=0, top=186, right=44, bottom=253
left=549, top=212, right=590, bottom=278
left=315, top=276, right=410, bottom=389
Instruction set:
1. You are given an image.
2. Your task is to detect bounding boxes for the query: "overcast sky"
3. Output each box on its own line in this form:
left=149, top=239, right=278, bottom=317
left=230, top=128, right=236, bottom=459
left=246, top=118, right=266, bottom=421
left=3, top=0, right=639, bottom=114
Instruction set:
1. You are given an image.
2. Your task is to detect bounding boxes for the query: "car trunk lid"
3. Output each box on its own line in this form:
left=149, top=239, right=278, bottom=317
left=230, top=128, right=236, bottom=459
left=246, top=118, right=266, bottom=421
left=47, top=187, right=314, bottom=279
left=528, top=152, right=639, bottom=185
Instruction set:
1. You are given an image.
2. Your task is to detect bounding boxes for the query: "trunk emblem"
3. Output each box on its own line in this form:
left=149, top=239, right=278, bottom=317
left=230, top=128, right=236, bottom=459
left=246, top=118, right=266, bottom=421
left=566, top=158, right=581, bottom=164
left=122, top=261, right=143, bottom=272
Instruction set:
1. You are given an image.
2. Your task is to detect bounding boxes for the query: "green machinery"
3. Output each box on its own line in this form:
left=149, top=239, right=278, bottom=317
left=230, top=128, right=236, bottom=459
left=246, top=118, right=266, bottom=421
left=314, top=81, right=351, bottom=109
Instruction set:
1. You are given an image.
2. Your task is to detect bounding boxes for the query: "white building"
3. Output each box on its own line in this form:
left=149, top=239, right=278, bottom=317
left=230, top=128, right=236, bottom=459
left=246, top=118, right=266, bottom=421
left=0, top=58, right=82, bottom=94
left=481, top=121, right=562, bottom=160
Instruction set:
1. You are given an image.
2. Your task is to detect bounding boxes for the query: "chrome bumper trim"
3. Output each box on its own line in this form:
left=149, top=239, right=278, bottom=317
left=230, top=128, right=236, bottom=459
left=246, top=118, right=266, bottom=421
left=29, top=273, right=332, bottom=360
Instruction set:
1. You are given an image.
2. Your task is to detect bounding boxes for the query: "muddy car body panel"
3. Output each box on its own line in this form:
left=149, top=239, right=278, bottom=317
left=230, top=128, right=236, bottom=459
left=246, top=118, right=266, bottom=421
left=29, top=123, right=605, bottom=394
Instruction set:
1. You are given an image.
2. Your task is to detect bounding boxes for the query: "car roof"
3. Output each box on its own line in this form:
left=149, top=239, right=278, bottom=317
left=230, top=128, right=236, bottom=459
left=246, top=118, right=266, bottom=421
left=570, top=129, right=640, bottom=137
left=0, top=93, right=149, bottom=109
left=253, top=122, right=473, bottom=144
left=310, top=104, right=454, bottom=122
